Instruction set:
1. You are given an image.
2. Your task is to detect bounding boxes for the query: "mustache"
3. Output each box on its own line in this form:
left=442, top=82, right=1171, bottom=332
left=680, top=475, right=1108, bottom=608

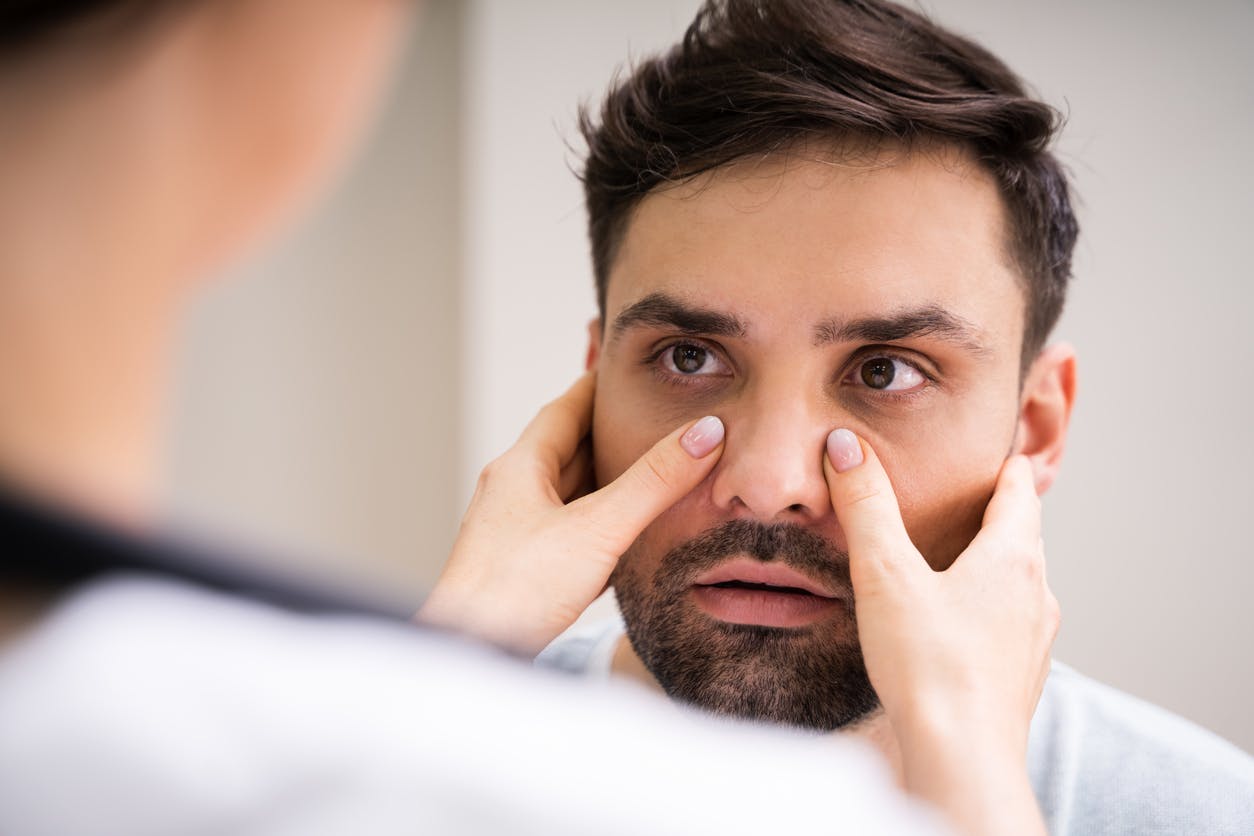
left=656, top=519, right=851, bottom=593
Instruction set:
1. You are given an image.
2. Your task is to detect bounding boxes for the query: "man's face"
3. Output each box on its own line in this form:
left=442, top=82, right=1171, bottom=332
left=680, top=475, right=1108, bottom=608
left=589, top=146, right=1029, bottom=731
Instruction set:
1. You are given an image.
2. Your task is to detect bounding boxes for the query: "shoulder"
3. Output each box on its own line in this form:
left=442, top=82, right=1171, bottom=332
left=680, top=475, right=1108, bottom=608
left=0, top=577, right=943, bottom=836
left=1030, top=661, right=1254, bottom=836
left=0, top=576, right=547, bottom=834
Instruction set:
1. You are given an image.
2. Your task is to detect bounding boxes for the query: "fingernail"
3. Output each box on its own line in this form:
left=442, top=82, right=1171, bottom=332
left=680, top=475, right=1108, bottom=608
left=827, top=428, right=863, bottom=473
left=681, top=416, right=724, bottom=458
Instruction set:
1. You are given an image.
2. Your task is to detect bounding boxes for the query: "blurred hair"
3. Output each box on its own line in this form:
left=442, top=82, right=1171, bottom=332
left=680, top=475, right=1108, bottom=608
left=0, top=0, right=183, bottom=58
left=579, top=0, right=1078, bottom=362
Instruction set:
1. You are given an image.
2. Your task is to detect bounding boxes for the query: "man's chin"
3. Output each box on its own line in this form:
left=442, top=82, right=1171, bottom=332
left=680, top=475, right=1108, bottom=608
left=620, top=610, right=880, bottom=733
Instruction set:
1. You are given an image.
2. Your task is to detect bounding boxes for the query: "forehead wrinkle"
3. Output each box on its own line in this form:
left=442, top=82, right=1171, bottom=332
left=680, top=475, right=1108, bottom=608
left=812, top=304, right=989, bottom=356
left=609, top=291, right=748, bottom=344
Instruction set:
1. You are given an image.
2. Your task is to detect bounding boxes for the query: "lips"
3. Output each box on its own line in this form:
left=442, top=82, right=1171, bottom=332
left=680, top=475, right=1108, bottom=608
left=690, top=557, right=844, bottom=628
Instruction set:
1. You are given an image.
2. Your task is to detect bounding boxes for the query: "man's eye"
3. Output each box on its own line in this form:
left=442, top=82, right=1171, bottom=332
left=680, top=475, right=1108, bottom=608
left=851, top=356, right=926, bottom=392
left=660, top=343, right=727, bottom=376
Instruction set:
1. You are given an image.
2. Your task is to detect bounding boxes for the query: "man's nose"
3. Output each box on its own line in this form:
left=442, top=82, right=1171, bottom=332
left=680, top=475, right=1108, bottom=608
left=708, top=394, right=834, bottom=523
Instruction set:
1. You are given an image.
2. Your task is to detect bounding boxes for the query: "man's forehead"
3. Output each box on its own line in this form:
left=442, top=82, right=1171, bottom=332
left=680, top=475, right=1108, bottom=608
left=603, top=185, right=1023, bottom=353
left=603, top=147, right=1023, bottom=336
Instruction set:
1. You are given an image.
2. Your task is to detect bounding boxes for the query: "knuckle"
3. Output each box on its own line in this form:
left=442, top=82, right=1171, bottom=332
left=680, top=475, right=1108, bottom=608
left=477, top=451, right=532, bottom=493
left=994, top=530, right=1044, bottom=571
left=632, top=452, right=675, bottom=494
left=476, top=457, right=503, bottom=489
left=1023, top=550, right=1045, bottom=581
left=840, top=480, right=885, bottom=511
left=1045, top=594, right=1062, bottom=637
left=868, top=549, right=912, bottom=583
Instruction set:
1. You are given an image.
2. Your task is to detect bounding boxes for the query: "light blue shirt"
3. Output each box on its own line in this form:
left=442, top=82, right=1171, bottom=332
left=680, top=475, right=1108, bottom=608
left=540, top=615, right=1254, bottom=836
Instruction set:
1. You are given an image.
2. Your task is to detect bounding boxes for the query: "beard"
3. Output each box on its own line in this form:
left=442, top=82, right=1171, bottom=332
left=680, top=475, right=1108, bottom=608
left=612, top=519, right=880, bottom=732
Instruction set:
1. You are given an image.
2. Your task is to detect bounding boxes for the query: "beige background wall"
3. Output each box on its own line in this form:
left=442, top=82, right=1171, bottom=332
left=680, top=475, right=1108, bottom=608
left=168, top=2, right=463, bottom=602
left=168, top=1, right=1254, bottom=752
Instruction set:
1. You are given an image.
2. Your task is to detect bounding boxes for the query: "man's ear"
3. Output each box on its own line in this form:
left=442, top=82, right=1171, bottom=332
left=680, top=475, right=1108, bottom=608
left=585, top=318, right=603, bottom=371
left=1014, top=342, right=1077, bottom=495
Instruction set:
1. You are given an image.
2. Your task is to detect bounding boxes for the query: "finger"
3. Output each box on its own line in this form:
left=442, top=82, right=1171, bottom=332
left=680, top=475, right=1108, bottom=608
left=949, top=457, right=1045, bottom=577
left=980, top=454, right=1041, bottom=540
left=571, top=468, right=598, bottom=505
left=516, top=371, right=597, bottom=479
left=823, top=428, right=921, bottom=579
left=556, top=438, right=593, bottom=502
left=571, top=415, right=725, bottom=555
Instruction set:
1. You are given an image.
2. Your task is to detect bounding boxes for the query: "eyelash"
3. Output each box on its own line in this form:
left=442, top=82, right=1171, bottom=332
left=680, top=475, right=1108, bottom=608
left=644, top=339, right=730, bottom=387
left=644, top=340, right=937, bottom=400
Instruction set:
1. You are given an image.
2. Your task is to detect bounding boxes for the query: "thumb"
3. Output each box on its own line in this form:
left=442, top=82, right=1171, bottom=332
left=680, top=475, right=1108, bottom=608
left=823, top=428, right=923, bottom=584
left=573, top=415, right=724, bottom=555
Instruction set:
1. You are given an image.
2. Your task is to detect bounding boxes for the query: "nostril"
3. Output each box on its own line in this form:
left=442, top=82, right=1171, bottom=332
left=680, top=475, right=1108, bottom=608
left=786, top=503, right=806, bottom=513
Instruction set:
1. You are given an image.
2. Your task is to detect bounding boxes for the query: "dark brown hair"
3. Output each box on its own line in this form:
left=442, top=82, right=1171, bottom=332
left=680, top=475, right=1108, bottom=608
left=579, top=0, right=1078, bottom=361
left=0, top=0, right=183, bottom=58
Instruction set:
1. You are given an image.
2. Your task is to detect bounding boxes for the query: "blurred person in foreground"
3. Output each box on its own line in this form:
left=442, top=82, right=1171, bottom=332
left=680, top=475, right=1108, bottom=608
left=0, top=1, right=1062, bottom=834
left=421, top=1, right=1254, bottom=834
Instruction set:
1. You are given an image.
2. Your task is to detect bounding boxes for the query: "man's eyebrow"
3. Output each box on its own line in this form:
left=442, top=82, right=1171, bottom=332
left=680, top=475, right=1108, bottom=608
left=813, top=305, right=988, bottom=354
left=609, top=292, right=747, bottom=342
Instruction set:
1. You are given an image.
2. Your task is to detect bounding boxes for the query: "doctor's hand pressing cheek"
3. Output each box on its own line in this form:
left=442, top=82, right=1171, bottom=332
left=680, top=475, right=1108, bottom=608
left=825, top=430, right=1058, bottom=836
left=418, top=372, right=725, bottom=657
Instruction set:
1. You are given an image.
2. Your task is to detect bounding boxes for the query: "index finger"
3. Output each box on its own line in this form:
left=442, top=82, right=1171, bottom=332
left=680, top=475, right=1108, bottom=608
left=823, top=428, right=922, bottom=580
left=515, top=371, right=596, bottom=479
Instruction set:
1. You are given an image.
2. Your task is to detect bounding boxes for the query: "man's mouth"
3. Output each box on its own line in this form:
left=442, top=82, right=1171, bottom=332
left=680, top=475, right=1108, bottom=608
left=689, top=557, right=844, bottom=629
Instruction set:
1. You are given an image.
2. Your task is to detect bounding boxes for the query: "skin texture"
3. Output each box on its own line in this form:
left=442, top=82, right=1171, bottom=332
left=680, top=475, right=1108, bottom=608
left=586, top=146, right=1074, bottom=737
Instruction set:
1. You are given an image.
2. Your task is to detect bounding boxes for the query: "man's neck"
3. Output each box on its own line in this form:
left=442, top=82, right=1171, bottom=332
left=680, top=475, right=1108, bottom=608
left=609, top=633, right=667, bottom=696
left=607, top=632, right=906, bottom=787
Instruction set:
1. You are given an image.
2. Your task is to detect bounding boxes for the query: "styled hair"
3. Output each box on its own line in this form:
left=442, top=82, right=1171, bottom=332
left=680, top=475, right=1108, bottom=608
left=579, top=0, right=1078, bottom=361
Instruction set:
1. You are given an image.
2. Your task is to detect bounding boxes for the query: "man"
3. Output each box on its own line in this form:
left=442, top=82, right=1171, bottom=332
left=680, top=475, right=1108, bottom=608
left=525, top=0, right=1254, bottom=833
left=0, top=0, right=1058, bottom=834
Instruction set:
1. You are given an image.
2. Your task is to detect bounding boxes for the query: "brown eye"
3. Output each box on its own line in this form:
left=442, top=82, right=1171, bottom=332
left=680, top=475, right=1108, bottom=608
left=861, top=357, right=895, bottom=389
left=657, top=342, right=730, bottom=380
left=671, top=344, right=708, bottom=374
left=851, top=356, right=927, bottom=393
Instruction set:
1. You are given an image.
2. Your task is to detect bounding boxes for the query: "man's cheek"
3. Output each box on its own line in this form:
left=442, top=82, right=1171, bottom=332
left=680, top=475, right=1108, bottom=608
left=604, top=454, right=714, bottom=586
left=610, top=510, right=678, bottom=592
left=590, top=408, right=675, bottom=489
left=592, top=433, right=653, bottom=489
left=590, top=394, right=656, bottom=488
left=892, top=462, right=997, bottom=571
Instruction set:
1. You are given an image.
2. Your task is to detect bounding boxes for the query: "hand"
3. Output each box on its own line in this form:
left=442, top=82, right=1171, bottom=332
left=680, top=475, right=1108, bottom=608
left=823, top=429, right=1058, bottom=836
left=418, top=372, right=725, bottom=657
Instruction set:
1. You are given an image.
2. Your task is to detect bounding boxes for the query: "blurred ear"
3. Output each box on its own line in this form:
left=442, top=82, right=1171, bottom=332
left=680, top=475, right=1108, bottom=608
left=1014, top=343, right=1077, bottom=495
left=584, top=318, right=603, bottom=371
